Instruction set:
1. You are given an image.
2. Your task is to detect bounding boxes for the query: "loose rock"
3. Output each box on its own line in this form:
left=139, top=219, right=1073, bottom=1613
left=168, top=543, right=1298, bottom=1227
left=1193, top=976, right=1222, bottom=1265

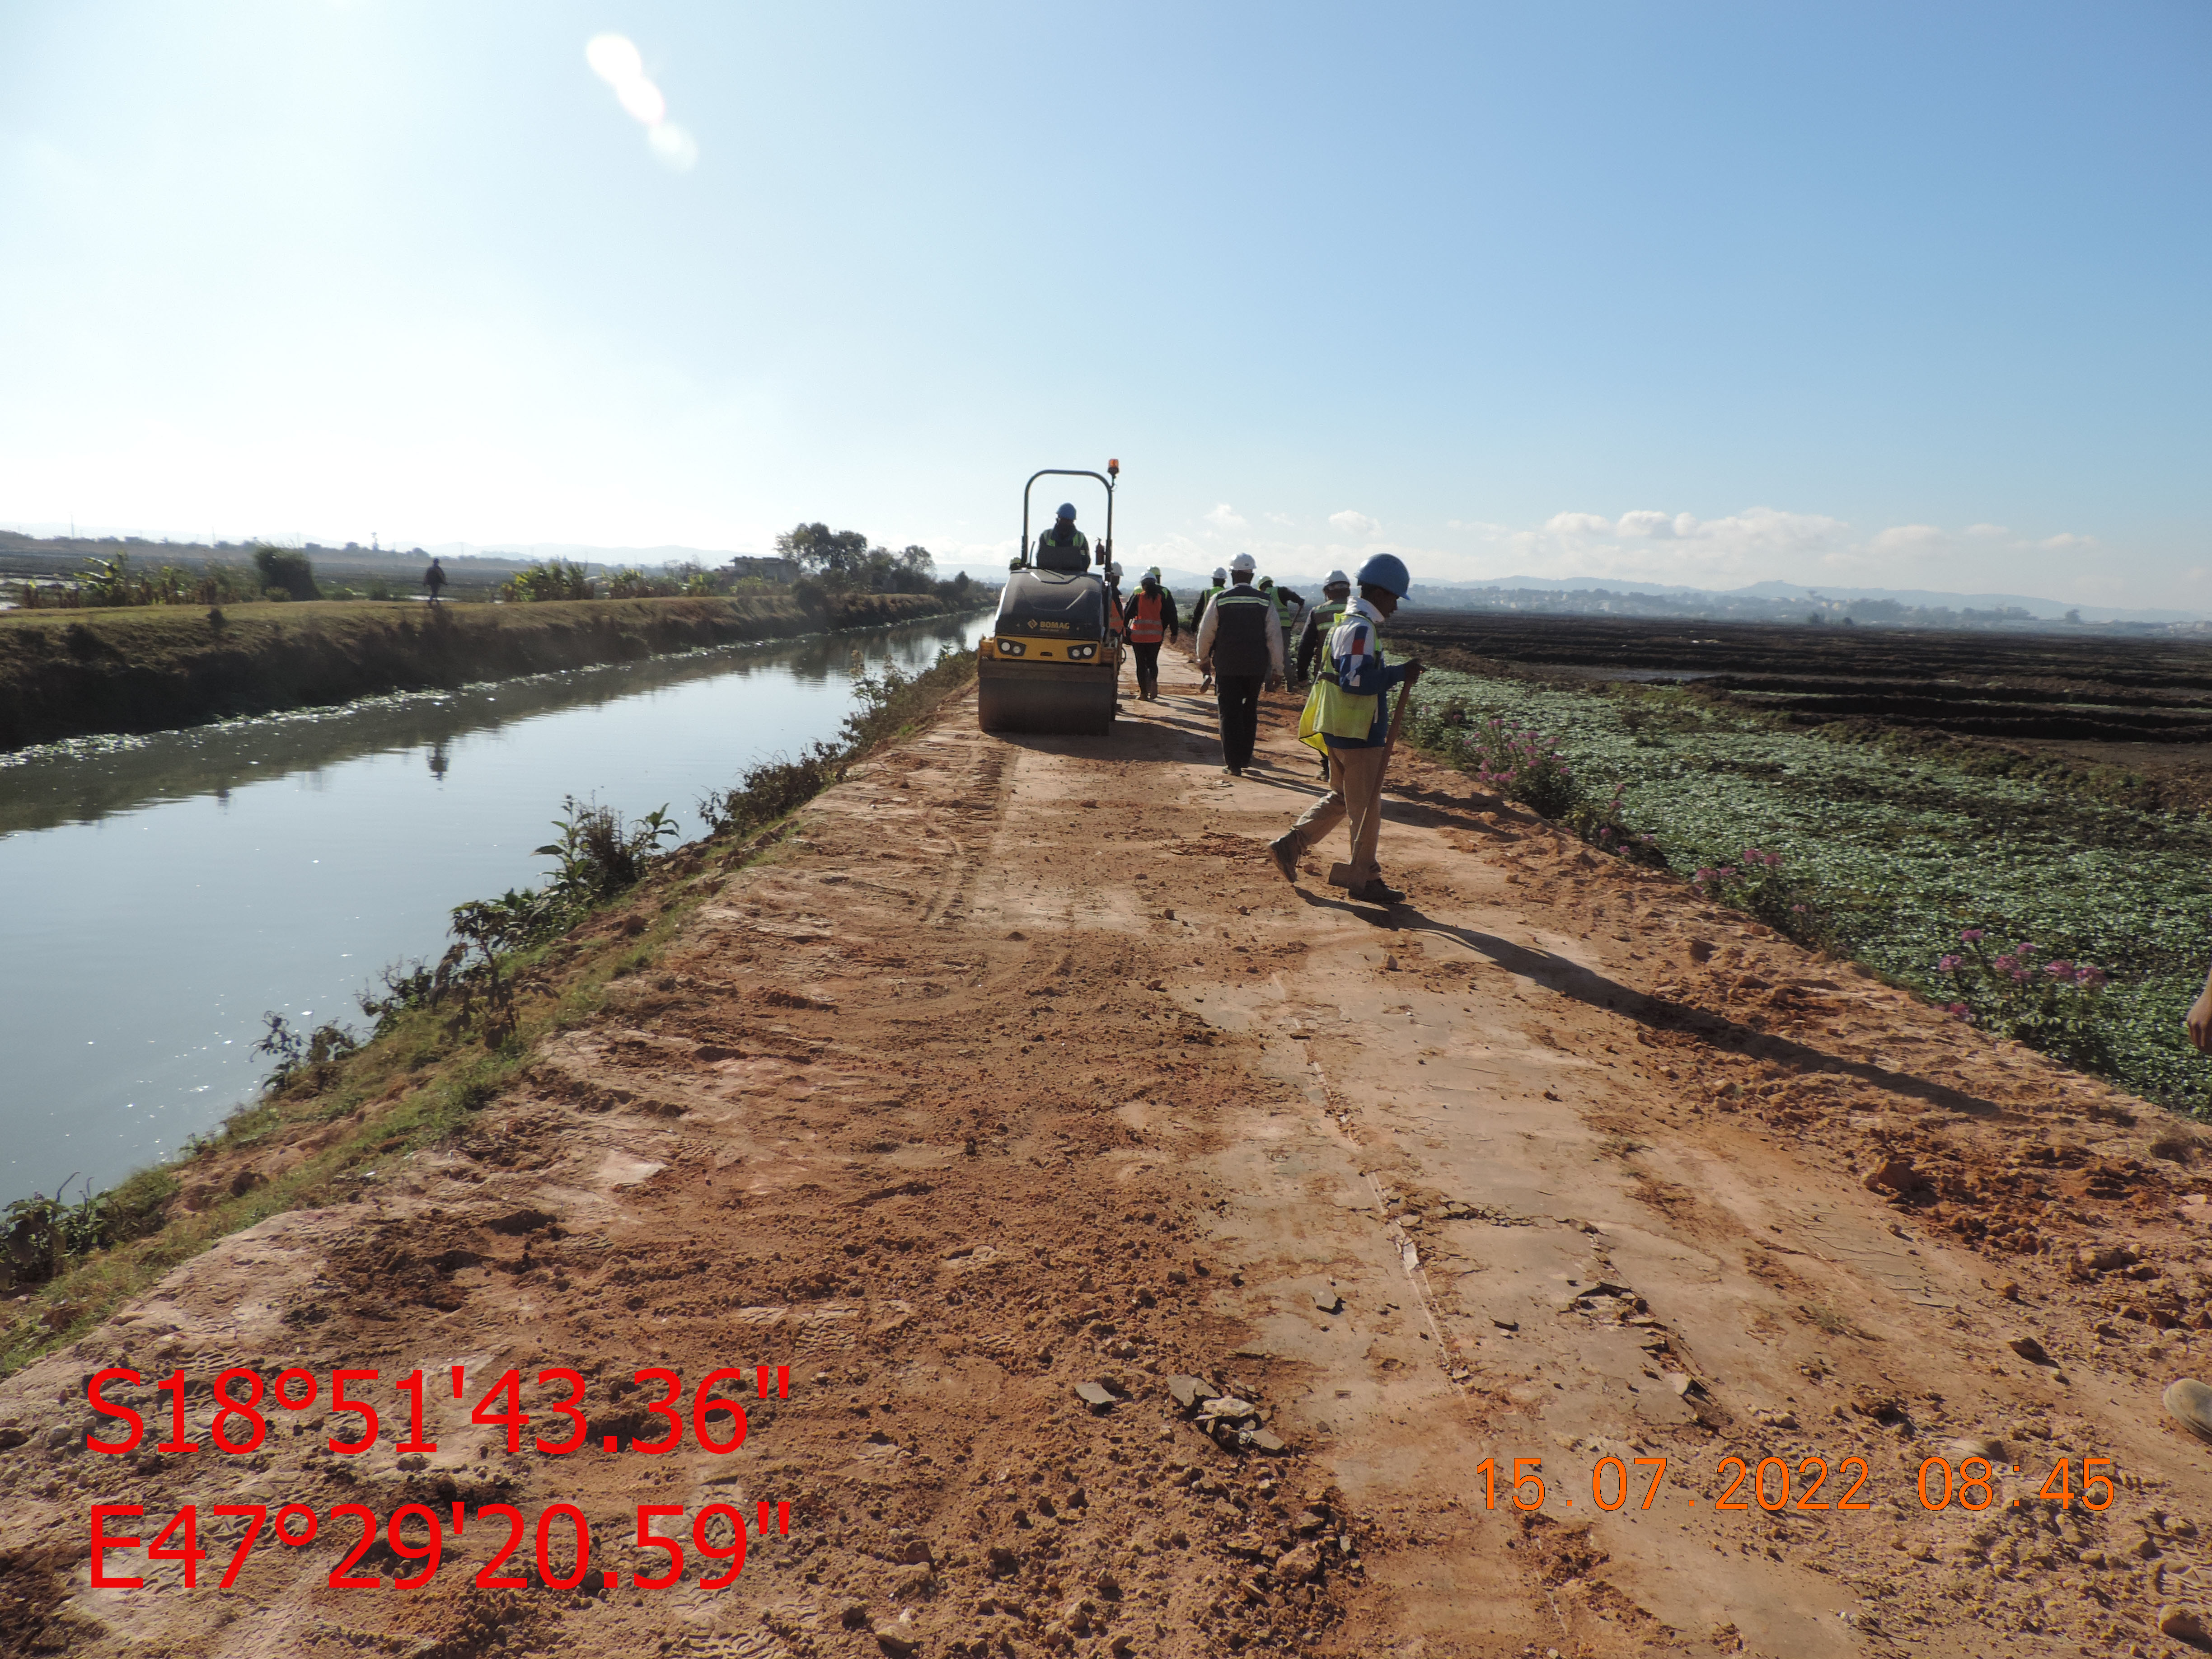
left=2159, top=1604, right=2210, bottom=1644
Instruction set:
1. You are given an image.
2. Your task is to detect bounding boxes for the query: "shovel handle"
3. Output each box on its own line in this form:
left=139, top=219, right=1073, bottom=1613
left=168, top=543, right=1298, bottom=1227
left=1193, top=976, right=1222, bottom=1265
left=1377, top=665, right=1416, bottom=774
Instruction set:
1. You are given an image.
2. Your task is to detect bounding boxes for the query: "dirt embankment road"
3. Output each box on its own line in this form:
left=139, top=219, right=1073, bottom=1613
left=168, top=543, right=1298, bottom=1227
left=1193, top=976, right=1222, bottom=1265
left=10, top=646, right=2212, bottom=1658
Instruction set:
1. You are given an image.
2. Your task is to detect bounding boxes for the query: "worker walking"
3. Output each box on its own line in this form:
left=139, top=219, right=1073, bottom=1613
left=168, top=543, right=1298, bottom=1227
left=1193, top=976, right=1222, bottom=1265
left=422, top=557, right=447, bottom=605
left=1123, top=567, right=1180, bottom=700
left=1294, top=570, right=1352, bottom=684
left=1194, top=553, right=1284, bottom=776
left=1268, top=553, right=1422, bottom=904
left=1192, top=567, right=1227, bottom=691
left=1258, top=576, right=1305, bottom=684
left=1294, top=569, right=1353, bottom=774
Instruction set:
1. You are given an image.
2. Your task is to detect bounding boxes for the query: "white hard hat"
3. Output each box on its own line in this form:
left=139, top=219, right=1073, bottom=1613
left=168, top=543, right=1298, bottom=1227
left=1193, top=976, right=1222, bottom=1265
left=1324, top=568, right=1350, bottom=587
left=1229, top=552, right=1257, bottom=573
left=1107, top=561, right=1122, bottom=579
left=1212, top=567, right=1227, bottom=582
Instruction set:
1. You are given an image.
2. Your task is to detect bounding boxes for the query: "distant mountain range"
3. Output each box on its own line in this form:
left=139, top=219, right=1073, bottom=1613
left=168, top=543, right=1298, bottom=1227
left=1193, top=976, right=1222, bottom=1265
left=943, top=563, right=2199, bottom=628
left=6, top=528, right=2196, bottom=629
left=1409, top=576, right=2199, bottom=626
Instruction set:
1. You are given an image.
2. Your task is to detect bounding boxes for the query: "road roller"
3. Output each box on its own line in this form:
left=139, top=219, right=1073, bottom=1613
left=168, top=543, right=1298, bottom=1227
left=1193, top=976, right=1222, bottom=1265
left=976, top=460, right=1125, bottom=736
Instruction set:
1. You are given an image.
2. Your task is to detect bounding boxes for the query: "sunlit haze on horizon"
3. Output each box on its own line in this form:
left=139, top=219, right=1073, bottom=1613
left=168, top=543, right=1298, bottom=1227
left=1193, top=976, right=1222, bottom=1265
left=1, top=2, right=2205, bottom=607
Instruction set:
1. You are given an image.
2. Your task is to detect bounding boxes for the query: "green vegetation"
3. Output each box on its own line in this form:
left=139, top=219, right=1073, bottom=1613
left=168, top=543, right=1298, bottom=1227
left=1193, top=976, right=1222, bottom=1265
left=0, top=641, right=979, bottom=1377
left=501, top=558, right=595, bottom=602
left=15, top=545, right=303, bottom=610
left=251, top=544, right=321, bottom=601
left=1410, top=667, right=2212, bottom=1115
left=776, top=520, right=978, bottom=605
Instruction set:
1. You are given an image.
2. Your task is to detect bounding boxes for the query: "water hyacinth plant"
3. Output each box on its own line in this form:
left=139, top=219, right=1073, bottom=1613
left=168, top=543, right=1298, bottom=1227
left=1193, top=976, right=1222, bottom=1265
left=1568, top=780, right=1668, bottom=868
left=1406, top=665, right=2212, bottom=1113
left=1689, top=847, right=1832, bottom=949
left=1936, top=929, right=2114, bottom=1068
left=1463, top=715, right=1579, bottom=818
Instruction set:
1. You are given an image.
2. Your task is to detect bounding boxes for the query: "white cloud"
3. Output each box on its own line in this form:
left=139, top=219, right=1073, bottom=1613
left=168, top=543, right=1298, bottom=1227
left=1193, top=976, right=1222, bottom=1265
left=1866, top=524, right=1945, bottom=553
left=1328, top=509, right=1378, bottom=537
left=1203, top=502, right=1247, bottom=531
left=1614, top=509, right=1679, bottom=539
left=1406, top=505, right=2115, bottom=602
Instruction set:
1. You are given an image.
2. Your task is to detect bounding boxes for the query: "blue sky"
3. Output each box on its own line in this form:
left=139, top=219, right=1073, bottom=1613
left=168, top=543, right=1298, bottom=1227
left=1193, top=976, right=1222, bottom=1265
left=2, top=1, right=2205, bottom=604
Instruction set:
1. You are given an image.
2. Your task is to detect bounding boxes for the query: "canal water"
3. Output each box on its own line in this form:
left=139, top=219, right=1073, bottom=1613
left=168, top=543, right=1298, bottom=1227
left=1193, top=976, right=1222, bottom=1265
left=0, top=610, right=991, bottom=1205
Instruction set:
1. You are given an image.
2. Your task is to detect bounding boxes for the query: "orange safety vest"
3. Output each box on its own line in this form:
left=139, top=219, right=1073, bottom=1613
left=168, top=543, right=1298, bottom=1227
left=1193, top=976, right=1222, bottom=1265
left=1127, top=588, right=1167, bottom=644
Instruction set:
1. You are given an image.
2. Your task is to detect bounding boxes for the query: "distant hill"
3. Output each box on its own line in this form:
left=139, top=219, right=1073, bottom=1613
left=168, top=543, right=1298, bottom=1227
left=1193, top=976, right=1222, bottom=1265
left=1420, top=575, right=2198, bottom=627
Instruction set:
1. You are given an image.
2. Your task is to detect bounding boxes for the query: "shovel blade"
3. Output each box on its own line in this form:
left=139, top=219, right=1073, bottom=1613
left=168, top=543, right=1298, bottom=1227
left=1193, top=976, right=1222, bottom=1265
left=1325, top=862, right=1357, bottom=889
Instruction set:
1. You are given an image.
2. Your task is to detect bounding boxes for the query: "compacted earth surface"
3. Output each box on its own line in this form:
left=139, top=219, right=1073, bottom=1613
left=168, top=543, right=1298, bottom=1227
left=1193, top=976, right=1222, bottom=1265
left=11, top=647, right=2212, bottom=1658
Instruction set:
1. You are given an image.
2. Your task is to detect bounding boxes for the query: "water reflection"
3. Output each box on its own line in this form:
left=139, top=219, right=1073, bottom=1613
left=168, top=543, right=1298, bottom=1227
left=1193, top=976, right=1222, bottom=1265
left=0, top=611, right=981, bottom=838
left=0, top=610, right=989, bottom=1202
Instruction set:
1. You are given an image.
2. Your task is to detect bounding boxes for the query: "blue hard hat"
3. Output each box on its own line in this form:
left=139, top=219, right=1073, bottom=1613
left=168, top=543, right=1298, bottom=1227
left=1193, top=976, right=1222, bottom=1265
left=1055, top=502, right=1077, bottom=521
left=1355, top=553, right=1411, bottom=597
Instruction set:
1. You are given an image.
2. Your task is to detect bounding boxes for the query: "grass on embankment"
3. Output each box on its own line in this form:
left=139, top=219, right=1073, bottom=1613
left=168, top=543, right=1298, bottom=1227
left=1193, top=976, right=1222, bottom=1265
left=0, top=590, right=968, bottom=750
left=1407, top=665, right=2212, bottom=1117
left=0, top=644, right=979, bottom=1378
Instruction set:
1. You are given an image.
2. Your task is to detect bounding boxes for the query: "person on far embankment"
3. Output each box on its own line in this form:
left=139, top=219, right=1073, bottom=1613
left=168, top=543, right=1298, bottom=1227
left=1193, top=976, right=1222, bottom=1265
left=1123, top=567, right=1180, bottom=701
left=423, top=557, right=447, bottom=604
left=1268, top=553, right=1422, bottom=904
left=1194, top=553, right=1282, bottom=777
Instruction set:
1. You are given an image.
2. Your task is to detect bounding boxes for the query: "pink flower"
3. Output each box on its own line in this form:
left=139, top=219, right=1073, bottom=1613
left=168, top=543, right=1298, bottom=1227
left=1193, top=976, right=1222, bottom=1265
left=2044, top=961, right=2073, bottom=978
left=1937, top=954, right=1963, bottom=972
left=1947, top=1002, right=1973, bottom=1022
left=1959, top=929, right=1985, bottom=943
left=2073, top=965, right=2108, bottom=989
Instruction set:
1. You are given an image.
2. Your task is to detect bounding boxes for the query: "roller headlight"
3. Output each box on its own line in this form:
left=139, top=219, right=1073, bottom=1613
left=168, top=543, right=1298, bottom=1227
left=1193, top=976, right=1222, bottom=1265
left=995, top=638, right=1026, bottom=656
left=1067, top=644, right=1096, bottom=660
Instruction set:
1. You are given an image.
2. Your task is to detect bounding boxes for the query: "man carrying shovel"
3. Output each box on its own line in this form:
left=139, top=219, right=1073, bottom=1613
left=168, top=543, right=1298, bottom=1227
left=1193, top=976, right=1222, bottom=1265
left=1267, top=553, right=1421, bottom=904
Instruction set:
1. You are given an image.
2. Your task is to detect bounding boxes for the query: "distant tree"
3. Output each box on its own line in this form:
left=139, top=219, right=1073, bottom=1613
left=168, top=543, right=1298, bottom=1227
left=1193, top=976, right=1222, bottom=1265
left=775, top=525, right=946, bottom=595
left=777, top=523, right=872, bottom=585
left=251, top=544, right=321, bottom=601
left=2066, top=608, right=2082, bottom=624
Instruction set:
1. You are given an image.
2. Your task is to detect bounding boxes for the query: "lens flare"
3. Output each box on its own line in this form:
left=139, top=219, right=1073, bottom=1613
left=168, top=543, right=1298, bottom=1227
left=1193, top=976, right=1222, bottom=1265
left=648, top=123, right=699, bottom=172
left=584, top=32, right=697, bottom=169
left=614, top=75, right=667, bottom=126
left=585, top=34, right=642, bottom=85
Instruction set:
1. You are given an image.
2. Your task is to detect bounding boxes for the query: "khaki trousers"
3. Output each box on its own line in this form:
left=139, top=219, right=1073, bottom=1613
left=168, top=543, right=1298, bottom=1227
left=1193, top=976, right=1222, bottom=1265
left=1288, top=743, right=1387, bottom=882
